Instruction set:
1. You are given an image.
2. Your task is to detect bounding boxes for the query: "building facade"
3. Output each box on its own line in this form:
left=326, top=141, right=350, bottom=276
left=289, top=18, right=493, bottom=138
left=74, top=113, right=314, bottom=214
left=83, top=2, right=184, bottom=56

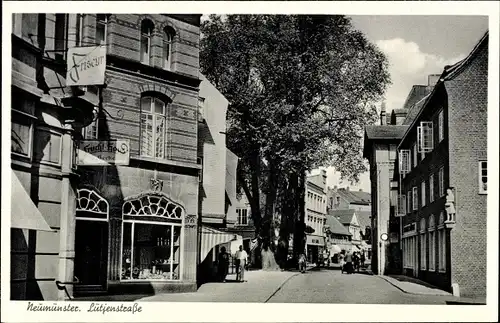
left=305, top=170, right=328, bottom=264
left=11, top=13, right=205, bottom=300
left=326, top=186, right=371, bottom=212
left=397, top=32, right=488, bottom=298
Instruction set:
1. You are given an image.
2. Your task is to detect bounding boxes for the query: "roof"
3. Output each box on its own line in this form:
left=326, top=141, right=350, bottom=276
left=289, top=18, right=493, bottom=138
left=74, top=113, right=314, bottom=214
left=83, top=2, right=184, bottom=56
left=325, top=214, right=352, bottom=236
left=336, top=188, right=371, bottom=205
left=356, top=210, right=371, bottom=229
left=399, top=31, right=488, bottom=146
left=392, top=109, right=407, bottom=115
left=328, top=209, right=355, bottom=225
left=403, top=93, right=430, bottom=125
left=364, top=125, right=408, bottom=140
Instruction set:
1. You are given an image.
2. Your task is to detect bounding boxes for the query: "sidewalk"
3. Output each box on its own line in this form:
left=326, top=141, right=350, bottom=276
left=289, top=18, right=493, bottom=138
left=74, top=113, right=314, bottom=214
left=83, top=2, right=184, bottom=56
left=139, top=269, right=303, bottom=303
left=379, top=275, right=452, bottom=296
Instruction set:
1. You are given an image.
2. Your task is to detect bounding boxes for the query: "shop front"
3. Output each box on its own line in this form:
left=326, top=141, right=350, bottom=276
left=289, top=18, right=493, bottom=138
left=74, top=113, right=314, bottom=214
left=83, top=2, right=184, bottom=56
left=306, top=235, right=325, bottom=264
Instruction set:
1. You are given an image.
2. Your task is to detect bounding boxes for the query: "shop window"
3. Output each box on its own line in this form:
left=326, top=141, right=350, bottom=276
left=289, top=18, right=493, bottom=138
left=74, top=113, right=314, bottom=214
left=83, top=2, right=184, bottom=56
left=121, top=194, right=183, bottom=281
left=140, top=96, right=167, bottom=158
left=428, top=214, right=436, bottom=271
left=96, top=14, right=109, bottom=45
left=237, top=208, right=248, bottom=225
left=479, top=161, right=487, bottom=194
left=140, top=19, right=154, bottom=65
left=163, top=27, right=175, bottom=70
left=33, top=128, right=62, bottom=165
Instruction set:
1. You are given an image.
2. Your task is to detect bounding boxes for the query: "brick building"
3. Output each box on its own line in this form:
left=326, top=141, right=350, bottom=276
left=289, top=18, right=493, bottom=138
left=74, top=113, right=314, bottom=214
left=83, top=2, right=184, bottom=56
left=10, top=13, right=207, bottom=300
left=364, top=32, right=488, bottom=298
left=398, top=32, right=488, bottom=298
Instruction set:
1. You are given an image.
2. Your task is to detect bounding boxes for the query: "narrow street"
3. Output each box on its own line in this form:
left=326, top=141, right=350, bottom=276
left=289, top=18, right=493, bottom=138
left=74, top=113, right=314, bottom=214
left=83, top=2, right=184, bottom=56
left=267, top=269, right=451, bottom=304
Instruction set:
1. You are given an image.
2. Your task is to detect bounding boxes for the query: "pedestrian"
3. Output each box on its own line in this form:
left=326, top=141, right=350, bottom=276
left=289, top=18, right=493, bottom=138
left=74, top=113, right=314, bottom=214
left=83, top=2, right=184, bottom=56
left=344, top=251, right=353, bottom=274
left=339, top=251, right=345, bottom=273
left=217, top=246, right=229, bottom=282
left=298, top=253, right=307, bottom=273
left=360, top=252, right=366, bottom=269
left=353, top=252, right=360, bottom=272
left=235, top=245, right=248, bottom=282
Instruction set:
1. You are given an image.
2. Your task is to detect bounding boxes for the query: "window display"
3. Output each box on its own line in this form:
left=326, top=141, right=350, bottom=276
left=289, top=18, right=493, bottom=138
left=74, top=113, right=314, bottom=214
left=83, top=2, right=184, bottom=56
left=121, top=222, right=181, bottom=281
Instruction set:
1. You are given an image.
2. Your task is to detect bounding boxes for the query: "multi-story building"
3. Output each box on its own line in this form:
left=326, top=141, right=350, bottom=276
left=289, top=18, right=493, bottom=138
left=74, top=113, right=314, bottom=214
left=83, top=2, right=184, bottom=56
left=10, top=13, right=207, bottom=300
left=305, top=169, right=328, bottom=263
left=397, top=32, right=488, bottom=298
left=324, top=214, right=352, bottom=261
left=326, top=186, right=371, bottom=212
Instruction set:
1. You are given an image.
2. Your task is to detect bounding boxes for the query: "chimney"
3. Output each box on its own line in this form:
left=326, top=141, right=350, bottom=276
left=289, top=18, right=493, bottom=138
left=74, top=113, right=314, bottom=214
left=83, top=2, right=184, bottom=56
left=428, top=74, right=440, bottom=87
left=380, top=102, right=387, bottom=125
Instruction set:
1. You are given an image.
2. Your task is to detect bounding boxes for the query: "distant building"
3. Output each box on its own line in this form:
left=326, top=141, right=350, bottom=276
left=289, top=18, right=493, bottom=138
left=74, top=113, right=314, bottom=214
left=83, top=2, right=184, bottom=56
left=324, top=215, right=352, bottom=260
left=305, top=170, right=328, bottom=264
left=326, top=186, right=371, bottom=212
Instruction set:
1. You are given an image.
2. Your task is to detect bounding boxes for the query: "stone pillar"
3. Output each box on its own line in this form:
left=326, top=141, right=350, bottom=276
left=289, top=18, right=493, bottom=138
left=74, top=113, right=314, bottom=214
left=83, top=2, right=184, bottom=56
left=57, top=126, right=77, bottom=300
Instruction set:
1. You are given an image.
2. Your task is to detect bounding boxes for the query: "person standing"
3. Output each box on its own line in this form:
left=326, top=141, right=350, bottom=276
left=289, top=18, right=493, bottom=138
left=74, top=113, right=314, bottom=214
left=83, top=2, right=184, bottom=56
left=235, top=245, right=248, bottom=282
left=339, top=252, right=345, bottom=274
left=360, top=252, right=366, bottom=269
left=217, top=246, right=229, bottom=282
left=344, top=251, right=353, bottom=274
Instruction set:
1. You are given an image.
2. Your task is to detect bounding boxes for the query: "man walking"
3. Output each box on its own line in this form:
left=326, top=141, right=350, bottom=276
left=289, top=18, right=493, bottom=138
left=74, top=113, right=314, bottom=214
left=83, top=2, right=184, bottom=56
left=235, top=245, right=248, bottom=282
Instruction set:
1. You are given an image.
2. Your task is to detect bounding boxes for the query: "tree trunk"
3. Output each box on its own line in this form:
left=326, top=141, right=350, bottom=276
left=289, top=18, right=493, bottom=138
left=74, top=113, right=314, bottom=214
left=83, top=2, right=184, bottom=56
left=293, top=171, right=306, bottom=257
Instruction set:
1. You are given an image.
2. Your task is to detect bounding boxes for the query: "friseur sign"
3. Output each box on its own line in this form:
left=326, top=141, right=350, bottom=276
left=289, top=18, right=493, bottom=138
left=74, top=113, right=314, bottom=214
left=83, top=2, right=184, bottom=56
left=66, top=46, right=106, bottom=86
left=77, top=140, right=130, bottom=166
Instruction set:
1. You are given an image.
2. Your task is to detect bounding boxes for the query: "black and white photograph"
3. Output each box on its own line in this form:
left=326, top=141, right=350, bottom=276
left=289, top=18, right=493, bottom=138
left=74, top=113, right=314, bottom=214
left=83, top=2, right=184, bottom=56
left=2, top=1, right=498, bottom=322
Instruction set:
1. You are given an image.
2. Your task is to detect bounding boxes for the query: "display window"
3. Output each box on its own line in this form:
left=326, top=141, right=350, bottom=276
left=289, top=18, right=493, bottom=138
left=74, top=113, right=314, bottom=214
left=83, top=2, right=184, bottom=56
left=121, top=194, right=183, bottom=281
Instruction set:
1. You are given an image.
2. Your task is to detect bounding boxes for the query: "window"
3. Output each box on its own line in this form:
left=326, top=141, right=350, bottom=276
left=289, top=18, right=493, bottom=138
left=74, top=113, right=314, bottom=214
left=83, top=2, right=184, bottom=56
left=438, top=167, right=445, bottom=197
left=397, top=194, right=406, bottom=216
left=417, top=121, right=434, bottom=153
left=140, top=19, right=154, bottom=65
left=140, top=96, right=167, bottom=158
left=412, top=187, right=418, bottom=211
left=237, top=208, right=248, bottom=225
left=121, top=195, right=183, bottom=281
left=399, top=149, right=410, bottom=176
left=83, top=118, right=99, bottom=139
left=428, top=215, right=436, bottom=271
left=163, top=27, right=175, bottom=70
left=412, top=144, right=417, bottom=168
left=198, top=97, right=205, bottom=122
left=438, top=213, right=446, bottom=272
left=54, top=14, right=67, bottom=60
left=389, top=144, right=397, bottom=160
left=438, top=109, right=444, bottom=142
left=479, top=161, right=487, bottom=194
left=429, top=174, right=435, bottom=203
left=407, top=190, right=412, bottom=213
left=34, top=128, right=62, bottom=165
left=96, top=14, right=108, bottom=45
left=421, top=181, right=426, bottom=207
left=420, top=218, right=426, bottom=270
left=21, top=14, right=38, bottom=45
left=11, top=94, right=35, bottom=157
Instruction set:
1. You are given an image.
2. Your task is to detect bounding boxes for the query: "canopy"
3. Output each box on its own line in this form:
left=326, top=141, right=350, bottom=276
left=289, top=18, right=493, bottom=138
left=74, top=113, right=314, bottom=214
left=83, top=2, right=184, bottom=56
left=199, top=225, right=240, bottom=262
left=11, top=170, right=54, bottom=232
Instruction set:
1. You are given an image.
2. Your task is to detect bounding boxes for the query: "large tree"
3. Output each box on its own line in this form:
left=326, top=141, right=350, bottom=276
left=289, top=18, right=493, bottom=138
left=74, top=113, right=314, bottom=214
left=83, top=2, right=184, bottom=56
left=200, top=15, right=390, bottom=263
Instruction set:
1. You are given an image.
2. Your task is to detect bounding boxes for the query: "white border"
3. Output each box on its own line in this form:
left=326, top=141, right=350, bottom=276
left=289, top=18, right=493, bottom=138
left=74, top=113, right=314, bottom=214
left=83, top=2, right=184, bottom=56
left=2, top=1, right=499, bottom=323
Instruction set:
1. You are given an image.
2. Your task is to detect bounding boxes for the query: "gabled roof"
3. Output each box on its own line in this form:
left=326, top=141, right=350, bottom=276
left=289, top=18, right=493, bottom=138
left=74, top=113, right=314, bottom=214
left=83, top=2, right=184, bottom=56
left=328, top=209, right=355, bottom=225
left=336, top=188, right=371, bottom=205
left=356, top=210, right=371, bottom=229
left=399, top=30, right=488, bottom=146
left=365, top=125, right=408, bottom=140
left=325, top=214, right=352, bottom=236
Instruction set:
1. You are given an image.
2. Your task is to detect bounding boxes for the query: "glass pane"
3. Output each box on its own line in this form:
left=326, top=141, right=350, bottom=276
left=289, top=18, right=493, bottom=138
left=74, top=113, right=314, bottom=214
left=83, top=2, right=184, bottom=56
left=141, top=97, right=152, bottom=112
left=121, top=222, right=132, bottom=280
left=141, top=36, right=149, bottom=63
left=155, top=116, right=165, bottom=158
left=172, top=226, right=181, bottom=280
left=96, top=14, right=107, bottom=23
left=140, top=114, right=153, bottom=156
left=154, top=99, right=164, bottom=114
left=11, top=119, right=30, bottom=156
left=33, top=129, right=61, bottom=164
left=96, top=25, right=105, bottom=45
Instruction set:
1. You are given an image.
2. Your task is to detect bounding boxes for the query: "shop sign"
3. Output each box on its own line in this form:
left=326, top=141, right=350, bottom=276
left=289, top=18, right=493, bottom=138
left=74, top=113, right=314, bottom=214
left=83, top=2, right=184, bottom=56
left=66, top=46, right=106, bottom=86
left=77, top=140, right=130, bottom=166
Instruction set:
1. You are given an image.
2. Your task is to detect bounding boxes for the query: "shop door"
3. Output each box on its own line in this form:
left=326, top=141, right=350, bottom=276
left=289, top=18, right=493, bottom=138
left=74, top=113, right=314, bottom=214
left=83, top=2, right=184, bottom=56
left=74, top=219, right=108, bottom=287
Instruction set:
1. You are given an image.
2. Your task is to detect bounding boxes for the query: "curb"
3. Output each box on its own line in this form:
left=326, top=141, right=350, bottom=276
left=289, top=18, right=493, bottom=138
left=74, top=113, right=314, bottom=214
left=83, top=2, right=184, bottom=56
left=264, top=272, right=299, bottom=303
left=377, top=275, right=451, bottom=296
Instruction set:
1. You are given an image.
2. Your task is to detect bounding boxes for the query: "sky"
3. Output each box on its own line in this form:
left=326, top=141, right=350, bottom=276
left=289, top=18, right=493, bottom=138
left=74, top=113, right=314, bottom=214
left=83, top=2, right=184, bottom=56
left=322, top=15, right=489, bottom=193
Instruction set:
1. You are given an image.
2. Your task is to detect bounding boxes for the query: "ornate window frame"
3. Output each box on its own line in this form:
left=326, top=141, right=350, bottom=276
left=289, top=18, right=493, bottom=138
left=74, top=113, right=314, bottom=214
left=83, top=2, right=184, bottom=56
left=76, top=188, right=109, bottom=221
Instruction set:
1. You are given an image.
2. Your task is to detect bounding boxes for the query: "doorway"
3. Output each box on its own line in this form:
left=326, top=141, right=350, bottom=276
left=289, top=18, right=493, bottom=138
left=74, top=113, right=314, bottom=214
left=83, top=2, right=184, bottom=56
left=74, top=219, right=108, bottom=288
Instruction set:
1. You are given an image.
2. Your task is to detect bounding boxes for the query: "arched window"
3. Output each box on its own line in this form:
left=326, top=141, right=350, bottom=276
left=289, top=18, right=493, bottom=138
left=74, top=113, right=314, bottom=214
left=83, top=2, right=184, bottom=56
left=140, top=19, right=154, bottom=65
left=163, top=27, right=175, bottom=70
left=140, top=96, right=166, bottom=158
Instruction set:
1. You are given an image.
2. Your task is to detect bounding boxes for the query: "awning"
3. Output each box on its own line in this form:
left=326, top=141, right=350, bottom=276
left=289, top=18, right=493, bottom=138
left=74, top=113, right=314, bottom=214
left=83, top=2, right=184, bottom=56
left=11, top=171, right=54, bottom=232
left=199, top=225, right=240, bottom=262
left=306, top=235, right=325, bottom=246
